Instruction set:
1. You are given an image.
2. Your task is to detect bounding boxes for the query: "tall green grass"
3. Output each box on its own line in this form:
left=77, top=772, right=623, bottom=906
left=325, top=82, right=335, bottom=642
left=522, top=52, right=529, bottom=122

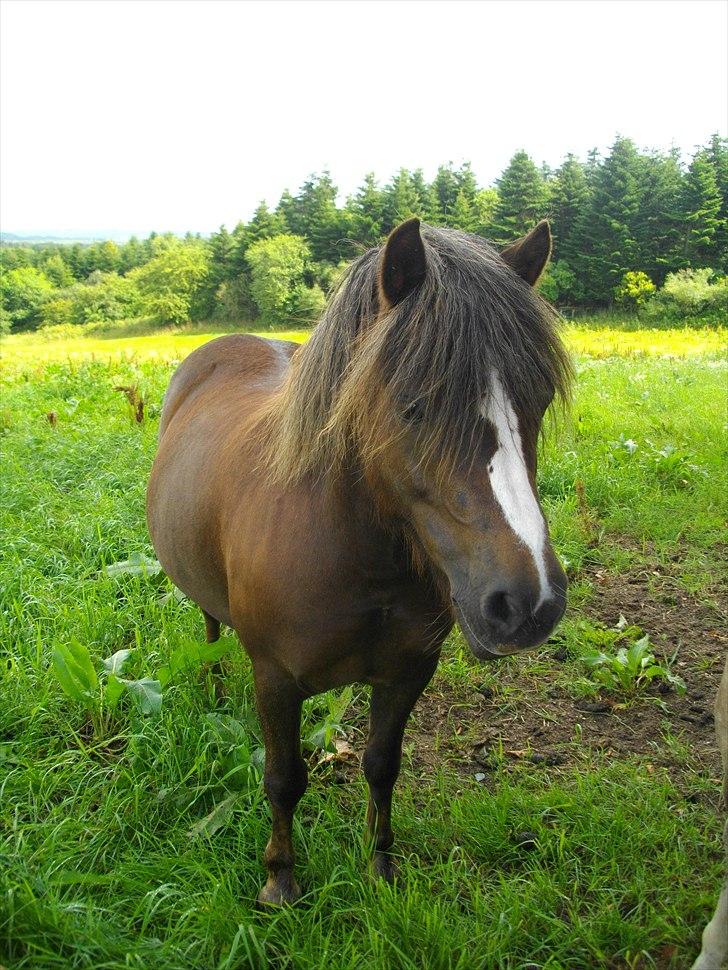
left=1, top=328, right=726, bottom=968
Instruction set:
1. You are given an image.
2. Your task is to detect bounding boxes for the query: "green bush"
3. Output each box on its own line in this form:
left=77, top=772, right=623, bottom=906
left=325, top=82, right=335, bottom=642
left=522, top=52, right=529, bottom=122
left=0, top=266, right=55, bottom=329
left=213, top=277, right=257, bottom=322
left=39, top=273, right=141, bottom=327
left=129, top=240, right=210, bottom=325
left=40, top=297, right=76, bottom=327
left=539, top=259, right=580, bottom=304
left=288, top=282, right=326, bottom=324
left=615, top=271, right=656, bottom=308
left=641, top=267, right=728, bottom=326
left=246, top=234, right=323, bottom=326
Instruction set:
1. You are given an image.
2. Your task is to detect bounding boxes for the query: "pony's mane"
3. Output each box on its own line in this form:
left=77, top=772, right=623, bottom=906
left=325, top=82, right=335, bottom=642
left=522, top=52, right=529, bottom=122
left=255, top=225, right=572, bottom=485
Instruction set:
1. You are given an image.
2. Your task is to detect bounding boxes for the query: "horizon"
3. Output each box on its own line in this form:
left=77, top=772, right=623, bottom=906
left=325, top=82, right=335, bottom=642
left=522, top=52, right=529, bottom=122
left=2, top=0, right=726, bottom=239
left=1, top=131, right=723, bottom=243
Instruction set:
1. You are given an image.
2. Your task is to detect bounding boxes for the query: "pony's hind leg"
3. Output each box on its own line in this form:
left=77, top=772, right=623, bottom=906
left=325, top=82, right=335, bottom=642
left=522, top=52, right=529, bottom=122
left=252, top=658, right=308, bottom=906
left=203, top=609, right=221, bottom=642
left=200, top=609, right=226, bottom=701
left=362, top=659, right=438, bottom=882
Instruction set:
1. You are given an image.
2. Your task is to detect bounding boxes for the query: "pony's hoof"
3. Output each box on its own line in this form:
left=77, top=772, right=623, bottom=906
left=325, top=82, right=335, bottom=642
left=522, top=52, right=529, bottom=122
left=371, top=852, right=398, bottom=884
left=257, top=876, right=302, bottom=907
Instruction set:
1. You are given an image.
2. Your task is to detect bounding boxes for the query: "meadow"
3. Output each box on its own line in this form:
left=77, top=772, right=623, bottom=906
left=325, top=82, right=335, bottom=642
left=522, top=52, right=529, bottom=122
left=1, top=320, right=726, bottom=969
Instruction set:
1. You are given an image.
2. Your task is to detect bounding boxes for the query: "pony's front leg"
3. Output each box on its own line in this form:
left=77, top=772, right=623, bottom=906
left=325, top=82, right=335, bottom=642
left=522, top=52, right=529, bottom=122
left=362, top=659, right=438, bottom=881
left=252, top=659, right=308, bottom=906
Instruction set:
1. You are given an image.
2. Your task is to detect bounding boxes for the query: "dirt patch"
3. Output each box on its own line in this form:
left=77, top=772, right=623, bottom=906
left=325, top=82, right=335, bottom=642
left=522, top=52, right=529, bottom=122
left=428, top=561, right=724, bottom=789
left=324, top=555, right=727, bottom=797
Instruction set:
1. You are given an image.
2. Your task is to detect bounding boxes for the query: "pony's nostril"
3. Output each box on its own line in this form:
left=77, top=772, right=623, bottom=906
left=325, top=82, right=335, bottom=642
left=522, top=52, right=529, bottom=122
left=484, top=590, right=521, bottom=632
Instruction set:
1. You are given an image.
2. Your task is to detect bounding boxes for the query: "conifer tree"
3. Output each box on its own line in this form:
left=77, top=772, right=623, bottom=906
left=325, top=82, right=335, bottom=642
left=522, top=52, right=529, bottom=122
left=681, top=151, right=722, bottom=266
left=382, top=169, right=422, bottom=232
left=568, top=137, right=645, bottom=303
left=549, top=154, right=591, bottom=261
left=492, top=151, right=549, bottom=244
left=705, top=134, right=728, bottom=270
left=346, top=173, right=386, bottom=247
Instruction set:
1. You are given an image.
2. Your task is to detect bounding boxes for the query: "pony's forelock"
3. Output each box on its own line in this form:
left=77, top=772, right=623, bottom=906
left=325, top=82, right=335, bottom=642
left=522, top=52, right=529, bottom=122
left=254, top=225, right=572, bottom=485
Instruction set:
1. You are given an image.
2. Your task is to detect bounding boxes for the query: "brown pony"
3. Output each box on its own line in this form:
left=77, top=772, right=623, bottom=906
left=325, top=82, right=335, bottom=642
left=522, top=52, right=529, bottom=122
left=147, top=218, right=572, bottom=904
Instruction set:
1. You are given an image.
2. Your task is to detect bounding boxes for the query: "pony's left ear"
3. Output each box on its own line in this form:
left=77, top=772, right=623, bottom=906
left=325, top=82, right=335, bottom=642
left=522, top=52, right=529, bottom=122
left=379, top=218, right=427, bottom=308
left=500, top=220, right=552, bottom=286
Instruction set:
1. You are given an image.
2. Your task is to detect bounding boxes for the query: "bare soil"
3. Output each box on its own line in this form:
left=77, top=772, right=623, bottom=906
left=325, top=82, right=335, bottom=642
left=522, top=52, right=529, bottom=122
left=323, top=552, right=727, bottom=798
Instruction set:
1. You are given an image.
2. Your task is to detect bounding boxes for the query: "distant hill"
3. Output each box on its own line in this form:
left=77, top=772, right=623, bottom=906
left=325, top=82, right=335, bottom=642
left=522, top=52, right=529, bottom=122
left=1, top=232, right=107, bottom=245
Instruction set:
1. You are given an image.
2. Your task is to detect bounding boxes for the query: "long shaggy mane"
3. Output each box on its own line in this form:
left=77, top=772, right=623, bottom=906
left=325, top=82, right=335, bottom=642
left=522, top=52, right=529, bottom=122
left=254, top=225, right=572, bottom=485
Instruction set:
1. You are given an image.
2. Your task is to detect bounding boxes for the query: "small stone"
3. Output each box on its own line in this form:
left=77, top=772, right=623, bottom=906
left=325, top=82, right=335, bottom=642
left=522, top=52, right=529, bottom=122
left=513, top=830, right=539, bottom=850
left=575, top=700, right=612, bottom=714
left=477, top=685, right=494, bottom=699
left=553, top=646, right=568, bottom=662
left=474, top=772, right=486, bottom=783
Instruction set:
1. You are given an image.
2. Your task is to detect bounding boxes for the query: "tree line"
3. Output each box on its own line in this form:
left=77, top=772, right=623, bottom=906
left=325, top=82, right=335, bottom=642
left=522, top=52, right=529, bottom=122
left=2, top=134, right=727, bottom=331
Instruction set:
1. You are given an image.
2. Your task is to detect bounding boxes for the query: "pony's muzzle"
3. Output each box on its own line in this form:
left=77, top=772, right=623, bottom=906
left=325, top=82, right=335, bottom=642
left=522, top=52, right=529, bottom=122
left=480, top=582, right=566, bottom=650
left=453, top=572, right=566, bottom=660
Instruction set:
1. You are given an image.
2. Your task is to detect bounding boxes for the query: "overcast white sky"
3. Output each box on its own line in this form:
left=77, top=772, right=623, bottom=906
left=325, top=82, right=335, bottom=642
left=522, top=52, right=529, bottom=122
left=1, top=0, right=726, bottom=238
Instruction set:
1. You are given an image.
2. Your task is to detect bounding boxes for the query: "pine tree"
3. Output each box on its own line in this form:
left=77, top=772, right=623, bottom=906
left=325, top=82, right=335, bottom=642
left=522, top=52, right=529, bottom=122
left=633, top=149, right=684, bottom=283
left=549, top=155, right=591, bottom=261
left=450, top=189, right=477, bottom=232
left=382, top=169, right=422, bottom=232
left=431, top=164, right=460, bottom=218
left=346, top=173, right=385, bottom=247
left=247, top=202, right=287, bottom=244
left=473, top=188, right=499, bottom=238
left=705, top=134, right=728, bottom=270
left=568, top=137, right=645, bottom=303
left=681, top=151, right=722, bottom=266
left=492, top=151, right=549, bottom=245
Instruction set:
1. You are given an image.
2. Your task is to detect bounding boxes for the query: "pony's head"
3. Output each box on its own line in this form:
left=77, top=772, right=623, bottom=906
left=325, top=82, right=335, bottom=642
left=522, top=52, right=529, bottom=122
left=266, top=218, right=572, bottom=659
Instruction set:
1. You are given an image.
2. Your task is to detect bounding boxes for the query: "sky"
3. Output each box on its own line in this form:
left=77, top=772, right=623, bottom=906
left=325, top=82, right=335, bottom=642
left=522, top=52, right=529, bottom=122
left=1, top=0, right=726, bottom=239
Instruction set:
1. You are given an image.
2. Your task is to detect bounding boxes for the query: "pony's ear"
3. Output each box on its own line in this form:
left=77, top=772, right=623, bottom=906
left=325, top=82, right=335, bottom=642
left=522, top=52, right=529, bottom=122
left=379, top=218, right=427, bottom=308
left=500, top=220, right=552, bottom=286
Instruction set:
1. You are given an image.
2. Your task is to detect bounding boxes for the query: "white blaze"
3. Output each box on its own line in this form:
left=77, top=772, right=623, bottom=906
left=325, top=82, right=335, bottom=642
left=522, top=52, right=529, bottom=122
left=480, top=371, right=550, bottom=609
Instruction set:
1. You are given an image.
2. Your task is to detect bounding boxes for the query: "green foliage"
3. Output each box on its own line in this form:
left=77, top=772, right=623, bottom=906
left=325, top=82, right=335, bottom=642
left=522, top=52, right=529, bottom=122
left=3, top=132, right=728, bottom=327
left=51, top=639, right=162, bottom=729
left=130, top=240, right=210, bottom=324
left=1, top=327, right=726, bottom=969
left=245, top=233, right=321, bottom=326
left=615, top=271, right=656, bottom=308
left=539, top=260, right=579, bottom=304
left=303, top=685, right=353, bottom=753
left=492, top=150, right=549, bottom=244
left=0, top=265, right=55, bottom=329
left=582, top=635, right=686, bottom=698
left=38, top=272, right=141, bottom=328
left=642, top=267, right=728, bottom=324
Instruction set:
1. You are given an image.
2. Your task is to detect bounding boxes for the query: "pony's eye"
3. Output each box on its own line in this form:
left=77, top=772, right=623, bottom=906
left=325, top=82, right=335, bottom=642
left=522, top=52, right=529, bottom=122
left=403, top=399, right=427, bottom=424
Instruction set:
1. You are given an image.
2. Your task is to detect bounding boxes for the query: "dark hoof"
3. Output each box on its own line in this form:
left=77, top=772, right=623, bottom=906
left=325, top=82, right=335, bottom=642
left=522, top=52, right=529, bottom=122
left=257, top=876, right=302, bottom=907
left=371, top=852, right=398, bottom=883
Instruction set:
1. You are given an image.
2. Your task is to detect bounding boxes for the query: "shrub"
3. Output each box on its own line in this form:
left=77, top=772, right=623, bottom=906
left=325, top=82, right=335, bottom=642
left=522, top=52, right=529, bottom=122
left=213, top=277, right=258, bottom=322
left=641, top=267, right=728, bottom=325
left=615, top=271, right=656, bottom=308
left=539, top=259, right=579, bottom=304
left=129, top=240, right=210, bottom=325
left=288, top=283, right=326, bottom=324
left=246, top=234, right=323, bottom=326
left=40, top=298, right=76, bottom=327
left=0, top=266, right=55, bottom=329
left=40, top=273, right=141, bottom=327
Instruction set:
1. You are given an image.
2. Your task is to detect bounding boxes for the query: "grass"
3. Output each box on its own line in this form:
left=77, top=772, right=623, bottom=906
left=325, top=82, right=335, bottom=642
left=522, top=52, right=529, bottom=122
left=1, top=318, right=726, bottom=968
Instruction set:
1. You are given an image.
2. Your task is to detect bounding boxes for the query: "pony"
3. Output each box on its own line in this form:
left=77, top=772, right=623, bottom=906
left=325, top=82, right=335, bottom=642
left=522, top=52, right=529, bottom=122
left=147, top=218, right=572, bottom=904
left=691, top=652, right=728, bottom=969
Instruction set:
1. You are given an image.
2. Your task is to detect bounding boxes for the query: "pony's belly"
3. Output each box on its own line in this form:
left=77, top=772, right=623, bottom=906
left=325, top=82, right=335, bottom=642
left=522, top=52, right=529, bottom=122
left=240, top=598, right=453, bottom=694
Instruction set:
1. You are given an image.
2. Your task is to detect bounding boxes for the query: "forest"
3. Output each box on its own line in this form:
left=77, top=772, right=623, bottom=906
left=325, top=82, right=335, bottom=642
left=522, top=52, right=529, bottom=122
left=1, top=133, right=727, bottom=332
